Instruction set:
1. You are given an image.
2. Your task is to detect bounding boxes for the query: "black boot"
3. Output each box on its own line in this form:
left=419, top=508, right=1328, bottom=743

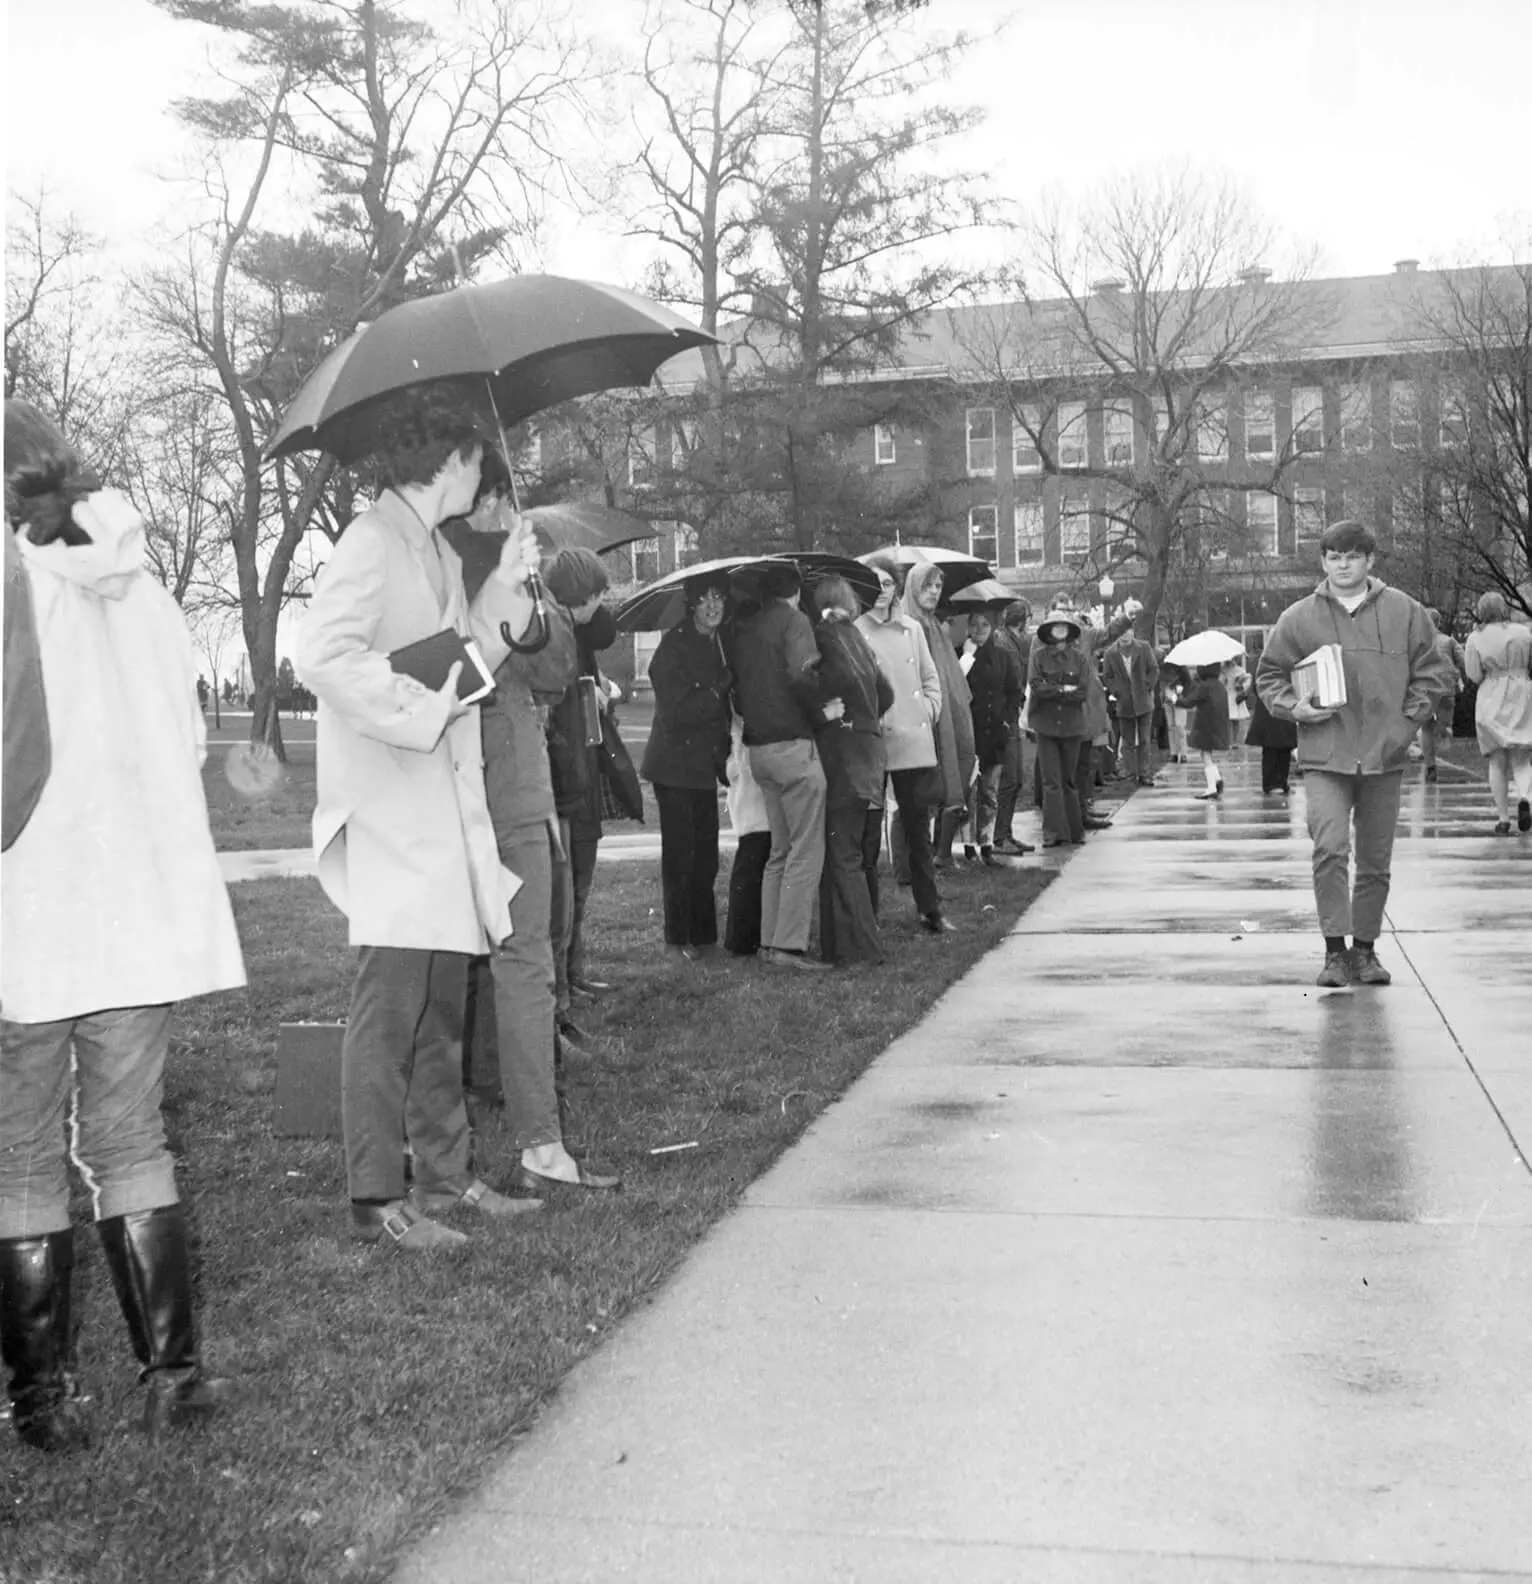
left=97, top=1205, right=236, bottom=1435
left=0, top=1231, right=90, bottom=1452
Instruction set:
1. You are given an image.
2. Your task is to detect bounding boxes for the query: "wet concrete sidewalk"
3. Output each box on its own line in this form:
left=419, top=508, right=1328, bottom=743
left=398, top=755, right=1532, bottom=1584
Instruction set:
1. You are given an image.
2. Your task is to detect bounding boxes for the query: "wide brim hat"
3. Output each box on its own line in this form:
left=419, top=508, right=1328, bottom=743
left=1037, top=610, right=1082, bottom=643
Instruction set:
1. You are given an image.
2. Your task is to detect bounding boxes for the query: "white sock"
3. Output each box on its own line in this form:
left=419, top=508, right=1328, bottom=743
left=1204, top=760, right=1219, bottom=793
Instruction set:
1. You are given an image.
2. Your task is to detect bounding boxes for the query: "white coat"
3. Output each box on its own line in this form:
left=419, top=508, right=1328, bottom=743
left=1, top=492, right=246, bottom=1024
left=297, top=492, right=525, bottom=954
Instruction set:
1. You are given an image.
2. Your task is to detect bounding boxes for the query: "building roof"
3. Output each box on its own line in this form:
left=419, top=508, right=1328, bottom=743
left=651, top=263, right=1528, bottom=394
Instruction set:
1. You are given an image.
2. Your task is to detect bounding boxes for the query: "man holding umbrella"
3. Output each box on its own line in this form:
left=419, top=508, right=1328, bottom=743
left=298, top=384, right=547, bottom=1250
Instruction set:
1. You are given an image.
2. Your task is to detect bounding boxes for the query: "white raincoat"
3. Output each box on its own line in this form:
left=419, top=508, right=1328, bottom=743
left=297, top=492, right=524, bottom=953
left=1, top=492, right=246, bottom=1024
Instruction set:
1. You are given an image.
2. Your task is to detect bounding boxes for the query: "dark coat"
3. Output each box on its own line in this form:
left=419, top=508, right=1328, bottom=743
left=733, top=600, right=823, bottom=744
left=1103, top=636, right=1160, bottom=719
left=991, top=626, right=1031, bottom=721
left=641, top=619, right=732, bottom=790
left=814, top=617, right=894, bottom=806
left=547, top=602, right=618, bottom=834
left=1027, top=638, right=1090, bottom=739
left=967, top=637, right=1023, bottom=769
left=1243, top=684, right=1297, bottom=750
left=1180, top=676, right=1232, bottom=752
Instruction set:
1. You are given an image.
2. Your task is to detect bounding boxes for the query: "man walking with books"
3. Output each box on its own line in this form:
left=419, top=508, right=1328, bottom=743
left=1256, top=520, right=1454, bottom=988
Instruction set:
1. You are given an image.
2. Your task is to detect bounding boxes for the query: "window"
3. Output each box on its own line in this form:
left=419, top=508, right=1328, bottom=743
left=1057, top=400, right=1088, bottom=469
left=629, top=428, right=656, bottom=489
left=1247, top=492, right=1279, bottom=555
left=1150, top=395, right=1175, bottom=451
left=1291, top=385, right=1323, bottom=453
left=1012, top=405, right=1041, bottom=473
left=1340, top=382, right=1371, bottom=451
left=1293, top=485, right=1325, bottom=551
left=630, top=537, right=661, bottom=583
left=1194, top=394, right=1227, bottom=461
left=1014, top=499, right=1045, bottom=564
left=1059, top=489, right=1091, bottom=563
left=1439, top=376, right=1468, bottom=447
left=1439, top=478, right=1473, bottom=531
left=1245, top=390, right=1275, bottom=460
left=968, top=505, right=998, bottom=563
left=966, top=407, right=995, bottom=475
left=1103, top=399, right=1135, bottom=466
left=1194, top=489, right=1232, bottom=559
left=1390, top=381, right=1419, bottom=449
left=670, top=419, right=696, bottom=473
left=674, top=523, right=699, bottom=567
left=874, top=423, right=896, bottom=465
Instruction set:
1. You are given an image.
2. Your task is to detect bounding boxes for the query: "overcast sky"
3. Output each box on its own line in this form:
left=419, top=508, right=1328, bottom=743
left=6, top=0, right=1531, bottom=289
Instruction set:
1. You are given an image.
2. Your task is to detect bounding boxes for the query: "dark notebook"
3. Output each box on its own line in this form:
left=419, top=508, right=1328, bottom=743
left=388, top=629, right=495, bottom=704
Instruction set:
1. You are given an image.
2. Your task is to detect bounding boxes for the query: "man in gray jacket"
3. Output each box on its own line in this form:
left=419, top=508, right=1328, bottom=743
left=1256, top=521, right=1454, bottom=988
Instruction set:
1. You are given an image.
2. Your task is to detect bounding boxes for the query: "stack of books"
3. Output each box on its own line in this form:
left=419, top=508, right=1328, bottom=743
left=1292, top=643, right=1347, bottom=708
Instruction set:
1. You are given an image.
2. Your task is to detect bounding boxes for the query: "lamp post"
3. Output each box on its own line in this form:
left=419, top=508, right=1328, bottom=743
left=1098, top=573, right=1115, bottom=604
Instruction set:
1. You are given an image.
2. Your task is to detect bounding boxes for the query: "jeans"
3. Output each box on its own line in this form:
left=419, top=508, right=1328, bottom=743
left=1036, top=734, right=1085, bottom=843
left=342, top=946, right=472, bottom=1203
left=1261, top=746, right=1293, bottom=793
left=1420, top=696, right=1456, bottom=769
left=748, top=738, right=827, bottom=954
left=995, top=727, right=1026, bottom=842
left=482, top=825, right=561, bottom=1151
left=654, top=784, right=721, bottom=946
left=1, top=1006, right=178, bottom=1238
left=1118, top=710, right=1155, bottom=780
left=1302, top=770, right=1404, bottom=941
left=818, top=802, right=883, bottom=965
left=969, top=763, right=1002, bottom=848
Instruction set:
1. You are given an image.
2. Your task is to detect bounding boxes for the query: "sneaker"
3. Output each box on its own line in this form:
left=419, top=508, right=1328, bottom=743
left=1349, top=946, right=1392, bottom=986
left=1519, top=799, right=1531, bottom=833
left=1315, top=950, right=1352, bottom=989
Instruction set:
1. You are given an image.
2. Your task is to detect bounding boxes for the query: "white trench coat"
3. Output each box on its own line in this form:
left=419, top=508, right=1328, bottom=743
left=297, top=493, right=525, bottom=954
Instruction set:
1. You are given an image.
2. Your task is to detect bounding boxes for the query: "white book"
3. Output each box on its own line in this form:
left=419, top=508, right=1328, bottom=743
left=1291, top=642, right=1347, bottom=708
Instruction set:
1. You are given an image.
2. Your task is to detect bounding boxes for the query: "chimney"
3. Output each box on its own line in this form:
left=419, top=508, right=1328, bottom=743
left=1238, top=265, right=1272, bottom=286
left=1394, top=258, right=1419, bottom=274
left=1091, top=277, right=1125, bottom=295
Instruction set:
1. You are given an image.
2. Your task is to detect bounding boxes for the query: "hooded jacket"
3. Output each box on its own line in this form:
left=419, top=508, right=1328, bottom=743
left=1, top=490, right=246, bottom=1023
left=902, top=563, right=975, bottom=806
left=1255, top=577, right=1454, bottom=776
left=854, top=603, right=941, bottom=772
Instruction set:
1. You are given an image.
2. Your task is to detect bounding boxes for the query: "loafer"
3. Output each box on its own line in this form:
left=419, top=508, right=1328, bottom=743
left=507, top=1162, right=621, bottom=1194
left=1082, top=815, right=1114, bottom=830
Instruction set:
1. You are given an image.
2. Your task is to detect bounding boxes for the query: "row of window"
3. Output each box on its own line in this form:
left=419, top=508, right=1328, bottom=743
left=928, top=378, right=1471, bottom=478
left=964, top=480, right=1475, bottom=568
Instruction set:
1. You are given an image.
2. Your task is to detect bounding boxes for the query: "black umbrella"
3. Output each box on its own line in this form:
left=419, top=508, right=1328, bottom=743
left=857, top=543, right=993, bottom=597
left=615, top=552, right=881, bottom=632
left=263, top=276, right=716, bottom=465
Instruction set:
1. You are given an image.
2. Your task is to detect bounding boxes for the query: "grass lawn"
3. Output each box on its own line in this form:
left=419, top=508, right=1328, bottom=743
left=0, top=856, right=1051, bottom=1584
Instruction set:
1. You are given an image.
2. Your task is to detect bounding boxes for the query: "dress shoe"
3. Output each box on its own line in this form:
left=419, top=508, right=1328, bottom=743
left=1424, top=765, right=1438, bottom=782
left=1519, top=799, right=1532, bottom=832
left=1082, top=815, right=1113, bottom=830
left=920, top=912, right=957, bottom=934
left=1041, top=836, right=1066, bottom=849
left=507, top=1161, right=621, bottom=1194
left=413, top=1178, right=544, bottom=1220
left=570, top=976, right=611, bottom=997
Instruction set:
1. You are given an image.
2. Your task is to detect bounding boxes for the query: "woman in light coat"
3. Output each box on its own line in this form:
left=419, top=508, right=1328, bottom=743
left=901, top=561, right=976, bottom=866
left=1, top=401, right=245, bottom=1449
left=297, top=384, right=541, bottom=1251
left=855, top=556, right=951, bottom=933
left=1464, top=590, right=1532, bottom=834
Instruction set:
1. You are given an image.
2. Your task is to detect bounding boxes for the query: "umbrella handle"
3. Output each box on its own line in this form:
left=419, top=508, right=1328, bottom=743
left=484, top=374, right=549, bottom=653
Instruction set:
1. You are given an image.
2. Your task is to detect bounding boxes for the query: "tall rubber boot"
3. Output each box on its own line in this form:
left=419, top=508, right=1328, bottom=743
left=0, top=1231, right=90, bottom=1452
left=97, top=1204, right=236, bottom=1435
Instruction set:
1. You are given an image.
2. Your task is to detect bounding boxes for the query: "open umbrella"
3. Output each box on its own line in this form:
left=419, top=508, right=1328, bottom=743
left=263, top=276, right=716, bottom=465
left=1164, top=629, right=1246, bottom=668
left=615, top=553, right=880, bottom=633
left=945, top=577, right=1016, bottom=611
left=857, top=543, right=992, bottom=597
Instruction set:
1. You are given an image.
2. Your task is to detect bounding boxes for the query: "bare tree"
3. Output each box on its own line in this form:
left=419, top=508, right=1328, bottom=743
left=138, top=0, right=595, bottom=755
left=4, top=188, right=133, bottom=477
left=1398, top=252, right=1532, bottom=619
left=954, top=169, right=1336, bottom=635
